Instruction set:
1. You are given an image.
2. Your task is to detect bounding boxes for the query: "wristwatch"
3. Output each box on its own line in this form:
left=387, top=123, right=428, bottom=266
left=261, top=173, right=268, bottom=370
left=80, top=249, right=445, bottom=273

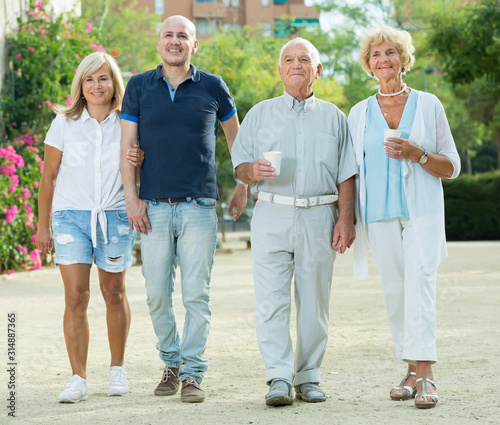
left=418, top=149, right=428, bottom=165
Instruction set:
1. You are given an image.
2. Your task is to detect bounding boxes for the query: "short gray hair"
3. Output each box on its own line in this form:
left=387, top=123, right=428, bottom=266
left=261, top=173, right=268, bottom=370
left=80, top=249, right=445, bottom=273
left=278, top=37, right=320, bottom=67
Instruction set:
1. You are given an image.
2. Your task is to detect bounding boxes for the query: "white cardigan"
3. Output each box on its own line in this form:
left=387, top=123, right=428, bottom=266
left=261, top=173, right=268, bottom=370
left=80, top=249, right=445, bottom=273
left=348, top=89, right=461, bottom=280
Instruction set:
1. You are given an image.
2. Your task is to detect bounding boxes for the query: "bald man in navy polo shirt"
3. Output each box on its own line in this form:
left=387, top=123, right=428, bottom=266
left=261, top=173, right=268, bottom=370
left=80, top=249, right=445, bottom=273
left=120, top=15, right=246, bottom=403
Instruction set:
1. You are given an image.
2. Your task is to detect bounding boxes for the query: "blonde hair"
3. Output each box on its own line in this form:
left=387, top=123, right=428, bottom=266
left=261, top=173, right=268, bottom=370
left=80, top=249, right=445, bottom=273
left=56, top=52, right=124, bottom=121
left=359, top=25, right=415, bottom=77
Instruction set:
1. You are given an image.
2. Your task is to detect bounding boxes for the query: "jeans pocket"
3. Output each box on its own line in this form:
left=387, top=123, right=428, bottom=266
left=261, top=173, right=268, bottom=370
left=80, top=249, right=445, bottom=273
left=116, top=210, right=129, bottom=222
left=52, top=210, right=67, bottom=219
left=193, top=198, right=217, bottom=209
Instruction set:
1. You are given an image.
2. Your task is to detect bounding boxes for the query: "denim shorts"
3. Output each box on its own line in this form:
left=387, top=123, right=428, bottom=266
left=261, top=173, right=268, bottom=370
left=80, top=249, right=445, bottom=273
left=51, top=210, right=136, bottom=272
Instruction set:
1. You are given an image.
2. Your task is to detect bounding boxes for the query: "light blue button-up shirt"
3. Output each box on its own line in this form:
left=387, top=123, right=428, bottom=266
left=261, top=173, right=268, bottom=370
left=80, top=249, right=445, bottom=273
left=232, top=91, right=358, bottom=197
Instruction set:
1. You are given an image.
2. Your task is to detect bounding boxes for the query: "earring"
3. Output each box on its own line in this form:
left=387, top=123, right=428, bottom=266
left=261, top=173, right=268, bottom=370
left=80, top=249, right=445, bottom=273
left=81, top=95, right=85, bottom=100
left=402, top=68, right=405, bottom=73
left=370, top=72, right=374, bottom=77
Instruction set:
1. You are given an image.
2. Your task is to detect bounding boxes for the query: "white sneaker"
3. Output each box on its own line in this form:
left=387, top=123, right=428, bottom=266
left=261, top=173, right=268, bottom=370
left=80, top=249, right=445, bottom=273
left=59, top=374, right=88, bottom=403
left=108, top=365, right=128, bottom=396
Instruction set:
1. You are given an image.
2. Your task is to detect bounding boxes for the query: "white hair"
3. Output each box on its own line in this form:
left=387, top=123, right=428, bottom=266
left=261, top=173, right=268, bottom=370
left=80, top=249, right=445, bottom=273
left=278, top=37, right=320, bottom=66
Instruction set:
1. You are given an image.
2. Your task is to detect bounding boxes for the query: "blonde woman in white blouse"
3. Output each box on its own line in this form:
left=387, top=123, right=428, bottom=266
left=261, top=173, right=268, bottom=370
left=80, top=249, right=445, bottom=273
left=36, top=52, right=143, bottom=403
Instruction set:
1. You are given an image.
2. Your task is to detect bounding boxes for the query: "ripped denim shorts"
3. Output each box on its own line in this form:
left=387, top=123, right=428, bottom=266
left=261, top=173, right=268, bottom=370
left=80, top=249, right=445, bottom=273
left=51, top=210, right=136, bottom=272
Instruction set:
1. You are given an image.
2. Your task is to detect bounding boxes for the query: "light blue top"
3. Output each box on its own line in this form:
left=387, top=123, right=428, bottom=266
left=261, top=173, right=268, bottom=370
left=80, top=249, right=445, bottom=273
left=364, top=90, right=417, bottom=222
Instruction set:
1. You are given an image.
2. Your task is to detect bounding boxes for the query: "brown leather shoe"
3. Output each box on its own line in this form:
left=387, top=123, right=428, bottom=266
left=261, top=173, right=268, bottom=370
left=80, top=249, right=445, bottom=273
left=154, top=366, right=179, bottom=396
left=181, top=376, right=205, bottom=403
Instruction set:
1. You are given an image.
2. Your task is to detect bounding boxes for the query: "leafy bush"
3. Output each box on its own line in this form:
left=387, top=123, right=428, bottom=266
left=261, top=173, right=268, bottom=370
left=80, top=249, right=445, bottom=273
left=443, top=171, right=500, bottom=240
left=0, top=135, right=42, bottom=272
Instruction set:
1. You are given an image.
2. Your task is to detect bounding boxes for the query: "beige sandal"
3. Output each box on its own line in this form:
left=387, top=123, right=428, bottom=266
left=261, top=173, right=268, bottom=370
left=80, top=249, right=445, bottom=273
left=390, top=371, right=416, bottom=401
left=414, top=377, right=439, bottom=409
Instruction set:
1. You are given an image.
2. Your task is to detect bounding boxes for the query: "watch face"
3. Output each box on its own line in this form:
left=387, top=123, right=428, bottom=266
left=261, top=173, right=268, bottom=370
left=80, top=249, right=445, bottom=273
left=419, top=155, right=428, bottom=165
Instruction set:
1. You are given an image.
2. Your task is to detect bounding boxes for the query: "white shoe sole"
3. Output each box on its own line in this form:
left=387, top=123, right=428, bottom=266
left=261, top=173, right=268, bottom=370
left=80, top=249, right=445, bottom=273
left=108, top=388, right=128, bottom=397
left=59, top=393, right=88, bottom=403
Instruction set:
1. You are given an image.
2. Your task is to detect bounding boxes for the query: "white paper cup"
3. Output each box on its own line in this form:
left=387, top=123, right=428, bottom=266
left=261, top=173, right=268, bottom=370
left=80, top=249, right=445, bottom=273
left=263, top=151, right=281, bottom=176
left=384, top=129, right=402, bottom=142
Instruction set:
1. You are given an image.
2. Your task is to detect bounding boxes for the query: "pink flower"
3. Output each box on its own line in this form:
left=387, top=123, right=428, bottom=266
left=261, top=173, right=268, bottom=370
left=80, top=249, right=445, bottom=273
left=110, top=50, right=119, bottom=57
left=85, top=22, right=92, bottom=34
left=28, top=11, right=34, bottom=16
left=16, top=245, right=28, bottom=255
left=14, top=53, right=22, bottom=59
left=38, top=104, right=41, bottom=108
left=12, top=122, right=17, bottom=127
left=29, top=249, right=42, bottom=270
left=34, top=0, right=44, bottom=7
left=34, top=180, right=39, bottom=188
left=21, top=187, right=31, bottom=198
left=45, top=100, right=54, bottom=110
left=31, top=234, right=37, bottom=243
left=75, top=54, right=80, bottom=59
left=4, top=206, right=19, bottom=224
left=66, top=96, right=73, bottom=106
left=89, top=43, right=106, bottom=53
left=28, top=47, right=35, bottom=53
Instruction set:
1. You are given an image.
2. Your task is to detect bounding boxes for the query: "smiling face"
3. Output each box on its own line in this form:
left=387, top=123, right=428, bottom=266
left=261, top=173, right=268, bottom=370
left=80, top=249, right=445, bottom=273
left=368, top=40, right=402, bottom=82
left=81, top=65, right=114, bottom=109
left=278, top=43, right=322, bottom=94
left=157, top=17, right=198, bottom=68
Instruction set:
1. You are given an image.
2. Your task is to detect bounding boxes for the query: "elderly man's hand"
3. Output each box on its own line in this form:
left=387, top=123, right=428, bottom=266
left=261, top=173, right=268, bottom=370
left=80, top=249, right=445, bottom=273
left=227, top=183, right=248, bottom=221
left=235, top=160, right=276, bottom=185
left=332, top=216, right=356, bottom=254
left=250, top=159, right=276, bottom=181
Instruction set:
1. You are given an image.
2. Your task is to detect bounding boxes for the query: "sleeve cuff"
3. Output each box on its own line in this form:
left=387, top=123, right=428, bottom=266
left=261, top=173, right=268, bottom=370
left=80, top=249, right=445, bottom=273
left=120, top=113, right=139, bottom=123
left=220, top=107, right=237, bottom=122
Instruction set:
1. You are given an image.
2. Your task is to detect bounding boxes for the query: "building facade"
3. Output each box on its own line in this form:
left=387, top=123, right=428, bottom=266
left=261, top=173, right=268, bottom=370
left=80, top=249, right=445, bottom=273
left=137, top=0, right=319, bottom=38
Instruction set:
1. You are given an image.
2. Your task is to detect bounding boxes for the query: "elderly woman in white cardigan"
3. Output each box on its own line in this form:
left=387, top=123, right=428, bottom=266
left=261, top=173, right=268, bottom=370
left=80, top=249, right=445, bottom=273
left=348, top=25, right=460, bottom=409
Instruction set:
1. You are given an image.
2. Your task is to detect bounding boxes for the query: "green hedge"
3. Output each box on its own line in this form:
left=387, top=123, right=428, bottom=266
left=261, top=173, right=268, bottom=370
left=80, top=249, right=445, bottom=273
left=443, top=171, right=500, bottom=241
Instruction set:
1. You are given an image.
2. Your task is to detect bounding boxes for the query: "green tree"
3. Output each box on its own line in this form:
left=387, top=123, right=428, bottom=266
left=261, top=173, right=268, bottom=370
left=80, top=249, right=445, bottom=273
left=81, top=0, right=159, bottom=74
left=427, top=0, right=500, bottom=168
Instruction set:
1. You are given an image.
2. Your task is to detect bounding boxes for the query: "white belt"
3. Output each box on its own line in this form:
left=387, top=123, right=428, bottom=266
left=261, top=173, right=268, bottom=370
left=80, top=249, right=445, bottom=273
left=258, top=191, right=338, bottom=208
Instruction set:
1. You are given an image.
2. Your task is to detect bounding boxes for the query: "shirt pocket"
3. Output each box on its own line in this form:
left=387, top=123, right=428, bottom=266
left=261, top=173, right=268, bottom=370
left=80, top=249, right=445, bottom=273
left=314, top=132, right=339, bottom=173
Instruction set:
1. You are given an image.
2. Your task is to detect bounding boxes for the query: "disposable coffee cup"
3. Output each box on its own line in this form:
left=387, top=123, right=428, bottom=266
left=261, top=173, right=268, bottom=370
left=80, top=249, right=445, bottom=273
left=384, top=129, right=401, bottom=142
left=263, top=151, right=281, bottom=176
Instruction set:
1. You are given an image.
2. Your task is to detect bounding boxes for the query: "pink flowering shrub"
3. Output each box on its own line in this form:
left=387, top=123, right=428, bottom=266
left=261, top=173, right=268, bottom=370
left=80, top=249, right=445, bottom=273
left=2, top=0, right=98, bottom=140
left=0, top=134, right=42, bottom=273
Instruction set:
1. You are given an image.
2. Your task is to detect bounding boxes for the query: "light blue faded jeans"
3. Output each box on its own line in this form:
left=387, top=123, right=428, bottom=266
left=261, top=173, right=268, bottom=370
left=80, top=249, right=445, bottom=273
left=141, top=198, right=218, bottom=383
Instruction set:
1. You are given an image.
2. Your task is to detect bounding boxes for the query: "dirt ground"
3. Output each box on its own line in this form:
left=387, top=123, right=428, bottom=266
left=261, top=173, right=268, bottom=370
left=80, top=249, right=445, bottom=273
left=0, top=232, right=498, bottom=425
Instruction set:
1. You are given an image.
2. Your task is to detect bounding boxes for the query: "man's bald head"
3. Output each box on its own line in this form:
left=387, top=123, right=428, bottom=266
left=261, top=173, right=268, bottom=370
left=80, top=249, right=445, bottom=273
left=159, top=15, right=197, bottom=40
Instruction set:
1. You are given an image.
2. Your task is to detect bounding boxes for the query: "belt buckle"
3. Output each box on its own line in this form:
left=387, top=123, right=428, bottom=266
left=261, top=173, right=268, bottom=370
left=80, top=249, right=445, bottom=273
left=294, top=197, right=309, bottom=208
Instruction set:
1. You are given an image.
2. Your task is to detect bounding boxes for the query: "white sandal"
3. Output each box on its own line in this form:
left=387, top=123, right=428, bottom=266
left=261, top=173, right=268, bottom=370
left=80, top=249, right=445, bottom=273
left=414, top=377, right=439, bottom=409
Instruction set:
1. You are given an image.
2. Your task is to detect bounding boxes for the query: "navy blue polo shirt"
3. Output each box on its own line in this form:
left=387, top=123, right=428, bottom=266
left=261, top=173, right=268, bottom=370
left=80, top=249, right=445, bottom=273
left=121, top=64, right=236, bottom=200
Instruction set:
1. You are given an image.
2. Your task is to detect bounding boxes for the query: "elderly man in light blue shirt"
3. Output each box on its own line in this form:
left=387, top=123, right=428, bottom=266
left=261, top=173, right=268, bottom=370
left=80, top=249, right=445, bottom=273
left=232, top=38, right=358, bottom=407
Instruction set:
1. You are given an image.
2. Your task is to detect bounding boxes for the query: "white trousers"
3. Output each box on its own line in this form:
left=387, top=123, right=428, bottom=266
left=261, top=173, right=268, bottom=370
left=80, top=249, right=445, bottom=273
left=251, top=200, right=336, bottom=385
left=367, top=217, right=437, bottom=364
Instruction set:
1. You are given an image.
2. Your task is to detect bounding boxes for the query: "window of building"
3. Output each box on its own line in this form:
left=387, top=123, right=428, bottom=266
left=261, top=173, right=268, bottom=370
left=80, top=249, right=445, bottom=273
left=223, top=0, right=240, bottom=6
left=262, top=22, right=271, bottom=37
left=261, top=0, right=270, bottom=6
left=223, top=23, right=242, bottom=32
left=197, top=18, right=218, bottom=35
left=154, top=0, right=164, bottom=14
left=196, top=0, right=216, bottom=3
